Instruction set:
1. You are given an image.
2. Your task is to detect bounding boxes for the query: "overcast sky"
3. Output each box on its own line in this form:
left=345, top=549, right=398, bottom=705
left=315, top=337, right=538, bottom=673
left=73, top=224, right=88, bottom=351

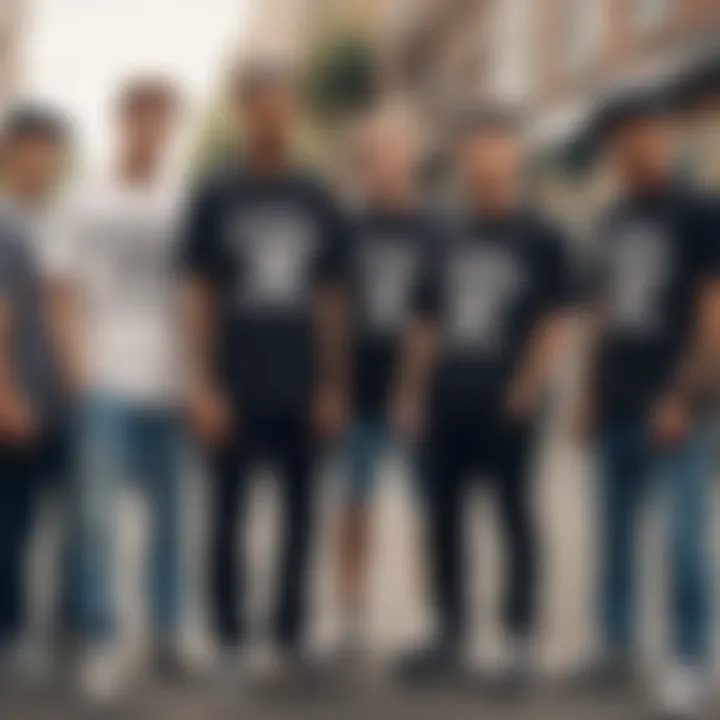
left=24, top=0, right=251, bottom=165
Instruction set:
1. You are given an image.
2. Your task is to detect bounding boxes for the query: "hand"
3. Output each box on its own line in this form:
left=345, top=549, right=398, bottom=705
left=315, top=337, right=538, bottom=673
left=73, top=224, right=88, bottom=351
left=311, top=384, right=348, bottom=441
left=649, top=395, right=689, bottom=448
left=0, top=388, right=40, bottom=445
left=187, top=381, right=233, bottom=448
left=505, top=377, right=542, bottom=423
left=389, top=390, right=425, bottom=443
left=571, top=394, right=596, bottom=445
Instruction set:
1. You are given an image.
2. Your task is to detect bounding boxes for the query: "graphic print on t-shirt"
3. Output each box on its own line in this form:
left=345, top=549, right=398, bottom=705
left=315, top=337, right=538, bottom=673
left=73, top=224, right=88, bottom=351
left=87, top=215, right=175, bottom=308
left=359, top=239, right=420, bottom=333
left=445, top=242, right=525, bottom=353
left=230, top=205, right=318, bottom=311
left=606, top=223, right=672, bottom=336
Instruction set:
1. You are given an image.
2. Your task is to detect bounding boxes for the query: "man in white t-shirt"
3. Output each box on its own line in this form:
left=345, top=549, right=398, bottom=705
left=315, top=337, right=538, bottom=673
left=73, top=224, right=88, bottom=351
left=48, top=77, right=187, bottom=700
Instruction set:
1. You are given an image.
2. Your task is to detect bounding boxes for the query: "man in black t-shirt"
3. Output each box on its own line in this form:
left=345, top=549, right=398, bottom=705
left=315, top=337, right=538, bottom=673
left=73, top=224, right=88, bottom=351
left=572, top=90, right=720, bottom=716
left=393, top=108, right=573, bottom=683
left=334, top=108, right=434, bottom=652
left=180, top=64, right=349, bottom=667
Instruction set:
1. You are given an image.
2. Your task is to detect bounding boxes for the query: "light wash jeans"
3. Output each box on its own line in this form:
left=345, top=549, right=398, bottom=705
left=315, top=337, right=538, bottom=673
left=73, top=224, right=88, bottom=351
left=72, top=392, right=184, bottom=644
left=597, top=419, right=714, bottom=665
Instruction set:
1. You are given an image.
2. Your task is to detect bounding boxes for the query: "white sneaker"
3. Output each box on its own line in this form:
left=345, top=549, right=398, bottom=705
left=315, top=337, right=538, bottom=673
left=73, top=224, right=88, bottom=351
left=79, top=646, right=125, bottom=706
left=656, top=664, right=706, bottom=718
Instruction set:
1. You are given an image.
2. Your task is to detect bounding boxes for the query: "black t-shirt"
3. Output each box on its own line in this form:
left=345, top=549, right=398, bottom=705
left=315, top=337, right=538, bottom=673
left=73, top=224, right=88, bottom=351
left=414, top=211, right=573, bottom=416
left=592, top=186, right=720, bottom=423
left=180, top=168, right=347, bottom=414
left=348, top=208, right=437, bottom=421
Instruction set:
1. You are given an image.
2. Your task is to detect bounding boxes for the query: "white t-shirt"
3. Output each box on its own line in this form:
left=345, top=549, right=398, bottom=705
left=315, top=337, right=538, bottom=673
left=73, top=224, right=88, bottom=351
left=48, top=175, right=185, bottom=405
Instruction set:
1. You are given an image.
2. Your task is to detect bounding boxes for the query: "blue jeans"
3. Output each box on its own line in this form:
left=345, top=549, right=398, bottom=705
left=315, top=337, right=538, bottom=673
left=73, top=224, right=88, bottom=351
left=597, top=419, right=713, bottom=664
left=72, top=393, right=184, bottom=643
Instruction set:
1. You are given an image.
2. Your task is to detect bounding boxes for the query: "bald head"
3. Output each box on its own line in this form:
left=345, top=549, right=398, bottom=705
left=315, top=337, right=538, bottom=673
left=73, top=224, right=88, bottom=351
left=352, top=104, right=421, bottom=207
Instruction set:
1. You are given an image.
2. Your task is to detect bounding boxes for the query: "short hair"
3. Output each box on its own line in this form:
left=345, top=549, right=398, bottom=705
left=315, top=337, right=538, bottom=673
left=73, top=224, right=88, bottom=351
left=454, top=103, right=524, bottom=140
left=116, top=75, right=181, bottom=115
left=230, top=59, right=295, bottom=100
left=1, top=104, right=70, bottom=147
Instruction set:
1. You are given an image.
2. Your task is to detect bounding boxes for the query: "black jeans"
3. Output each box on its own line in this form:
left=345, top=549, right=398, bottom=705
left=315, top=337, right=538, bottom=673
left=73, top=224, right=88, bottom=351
left=0, top=429, right=70, bottom=648
left=208, top=409, right=316, bottom=653
left=423, top=407, right=538, bottom=647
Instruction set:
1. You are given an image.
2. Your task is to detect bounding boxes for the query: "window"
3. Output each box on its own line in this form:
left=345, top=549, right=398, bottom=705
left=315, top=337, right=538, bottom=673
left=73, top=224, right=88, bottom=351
left=562, top=0, right=602, bottom=73
left=636, top=0, right=669, bottom=32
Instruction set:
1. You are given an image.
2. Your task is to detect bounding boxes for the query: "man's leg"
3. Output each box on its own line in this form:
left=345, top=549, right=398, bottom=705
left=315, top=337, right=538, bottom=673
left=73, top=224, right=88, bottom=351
left=397, top=419, right=469, bottom=682
left=336, top=421, right=386, bottom=648
left=492, top=420, right=538, bottom=645
left=273, top=417, right=316, bottom=654
left=662, top=428, right=713, bottom=666
left=74, top=396, right=125, bottom=645
left=208, top=437, right=249, bottom=650
left=139, top=413, right=185, bottom=647
left=596, top=423, right=647, bottom=659
left=0, top=450, right=34, bottom=652
left=420, top=416, right=471, bottom=653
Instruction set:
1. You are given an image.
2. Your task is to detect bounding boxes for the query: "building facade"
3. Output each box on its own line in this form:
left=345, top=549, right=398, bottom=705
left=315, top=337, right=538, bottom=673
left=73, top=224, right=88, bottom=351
left=383, top=0, right=720, bottom=220
left=527, top=0, right=720, bottom=223
left=0, top=0, right=21, bottom=106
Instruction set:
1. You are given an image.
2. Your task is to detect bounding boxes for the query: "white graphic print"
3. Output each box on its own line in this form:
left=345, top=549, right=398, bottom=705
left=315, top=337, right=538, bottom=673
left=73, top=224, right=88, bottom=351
left=361, top=240, right=419, bottom=332
left=446, top=243, right=524, bottom=352
left=86, top=215, right=175, bottom=310
left=607, top=224, right=671, bottom=334
left=232, top=206, right=317, bottom=310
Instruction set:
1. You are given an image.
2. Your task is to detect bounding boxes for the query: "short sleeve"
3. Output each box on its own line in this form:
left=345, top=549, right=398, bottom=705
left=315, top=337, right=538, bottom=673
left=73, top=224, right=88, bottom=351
left=534, top=225, right=576, bottom=312
left=178, top=180, right=224, bottom=280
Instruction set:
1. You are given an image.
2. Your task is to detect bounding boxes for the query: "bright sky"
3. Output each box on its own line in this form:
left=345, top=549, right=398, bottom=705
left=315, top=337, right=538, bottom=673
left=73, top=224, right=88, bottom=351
left=24, top=0, right=252, bottom=165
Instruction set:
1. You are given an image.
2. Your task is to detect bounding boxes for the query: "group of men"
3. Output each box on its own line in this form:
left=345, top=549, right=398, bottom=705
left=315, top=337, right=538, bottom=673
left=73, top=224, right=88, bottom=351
left=0, top=63, right=719, bottom=719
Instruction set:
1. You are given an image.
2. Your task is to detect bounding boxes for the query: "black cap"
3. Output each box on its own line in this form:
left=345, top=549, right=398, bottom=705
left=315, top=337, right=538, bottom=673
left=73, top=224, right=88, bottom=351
left=588, top=85, right=676, bottom=146
left=1, top=103, right=70, bottom=146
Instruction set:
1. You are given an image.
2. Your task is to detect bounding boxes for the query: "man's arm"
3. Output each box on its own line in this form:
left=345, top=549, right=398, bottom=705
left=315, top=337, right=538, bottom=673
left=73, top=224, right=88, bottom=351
left=390, top=233, right=442, bottom=440
left=178, top=182, right=231, bottom=446
left=651, top=198, right=720, bottom=446
left=46, top=277, right=85, bottom=398
left=43, top=195, right=87, bottom=400
left=506, top=311, right=572, bottom=420
left=182, top=275, right=218, bottom=394
left=391, top=316, right=439, bottom=439
left=312, top=190, right=352, bottom=439
left=507, top=227, right=575, bottom=421
left=0, top=241, right=37, bottom=443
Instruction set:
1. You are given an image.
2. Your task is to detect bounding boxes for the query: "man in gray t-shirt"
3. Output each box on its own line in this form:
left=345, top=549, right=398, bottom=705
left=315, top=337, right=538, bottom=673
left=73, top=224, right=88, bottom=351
left=0, top=106, right=68, bottom=659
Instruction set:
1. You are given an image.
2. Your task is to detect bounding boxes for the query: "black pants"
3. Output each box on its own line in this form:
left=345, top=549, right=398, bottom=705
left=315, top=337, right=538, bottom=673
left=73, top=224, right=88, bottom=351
left=424, top=408, right=538, bottom=646
left=0, top=430, right=70, bottom=647
left=208, top=410, right=316, bottom=652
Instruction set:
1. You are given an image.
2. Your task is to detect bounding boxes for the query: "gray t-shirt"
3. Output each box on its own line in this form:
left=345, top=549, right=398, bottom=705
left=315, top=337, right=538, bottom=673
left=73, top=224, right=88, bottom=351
left=0, top=203, right=61, bottom=424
